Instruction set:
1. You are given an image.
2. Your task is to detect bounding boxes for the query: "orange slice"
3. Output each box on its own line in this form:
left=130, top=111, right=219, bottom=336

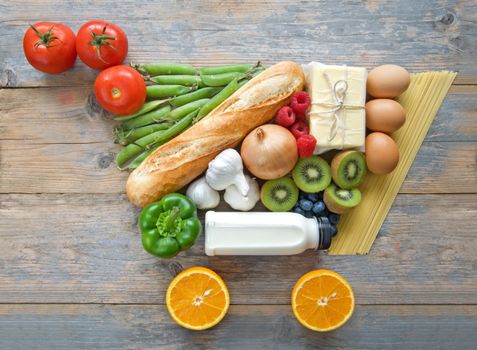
left=291, top=269, right=355, bottom=332
left=166, top=266, right=230, bottom=330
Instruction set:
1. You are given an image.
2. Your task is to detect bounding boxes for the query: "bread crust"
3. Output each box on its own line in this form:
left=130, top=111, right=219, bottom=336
left=126, top=61, right=305, bottom=207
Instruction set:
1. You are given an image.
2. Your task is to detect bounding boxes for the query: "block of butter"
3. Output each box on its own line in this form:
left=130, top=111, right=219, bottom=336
left=306, top=63, right=367, bottom=154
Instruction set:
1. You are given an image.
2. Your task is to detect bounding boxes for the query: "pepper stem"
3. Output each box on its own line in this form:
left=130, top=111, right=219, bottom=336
left=164, top=206, right=181, bottom=231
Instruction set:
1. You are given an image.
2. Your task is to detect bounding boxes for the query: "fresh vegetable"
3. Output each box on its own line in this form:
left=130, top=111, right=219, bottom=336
left=94, top=65, right=146, bottom=115
left=205, top=149, right=249, bottom=195
left=114, top=123, right=170, bottom=145
left=116, top=109, right=199, bottom=169
left=76, top=20, right=128, bottom=70
left=292, top=270, right=355, bottom=332
left=201, top=71, right=244, bottom=86
left=197, top=78, right=239, bottom=119
left=134, top=62, right=197, bottom=76
left=200, top=64, right=253, bottom=75
left=114, top=100, right=169, bottom=121
left=296, top=134, right=317, bottom=158
left=23, top=22, right=76, bottom=74
left=290, top=121, right=309, bottom=139
left=146, top=85, right=195, bottom=100
left=290, top=91, right=311, bottom=114
left=149, top=75, right=203, bottom=87
left=275, top=106, right=296, bottom=128
left=165, top=98, right=210, bottom=121
left=224, top=175, right=260, bottom=211
left=241, top=124, right=298, bottom=180
left=120, top=104, right=171, bottom=130
left=170, top=87, right=222, bottom=108
left=127, top=145, right=159, bottom=170
left=166, top=266, right=229, bottom=330
left=186, top=177, right=220, bottom=210
left=139, top=193, right=201, bottom=258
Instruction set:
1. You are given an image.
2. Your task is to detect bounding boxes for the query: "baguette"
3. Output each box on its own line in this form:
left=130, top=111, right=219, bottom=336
left=127, top=61, right=305, bottom=207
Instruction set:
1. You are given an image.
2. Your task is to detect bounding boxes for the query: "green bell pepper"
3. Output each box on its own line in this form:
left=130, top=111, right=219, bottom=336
left=139, top=193, right=202, bottom=258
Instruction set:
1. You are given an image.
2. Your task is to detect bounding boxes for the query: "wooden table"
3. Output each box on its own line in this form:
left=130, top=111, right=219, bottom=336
left=1, top=1, right=476, bottom=349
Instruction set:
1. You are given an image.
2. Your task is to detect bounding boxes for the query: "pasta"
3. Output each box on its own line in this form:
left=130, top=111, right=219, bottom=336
left=328, top=71, right=457, bottom=255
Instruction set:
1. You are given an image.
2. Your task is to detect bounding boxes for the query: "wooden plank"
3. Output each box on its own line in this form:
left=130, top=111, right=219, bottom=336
left=1, top=87, right=476, bottom=194
left=0, top=193, right=475, bottom=304
left=1, top=0, right=476, bottom=87
left=1, top=87, right=476, bottom=143
left=1, top=140, right=474, bottom=194
left=0, top=304, right=476, bottom=350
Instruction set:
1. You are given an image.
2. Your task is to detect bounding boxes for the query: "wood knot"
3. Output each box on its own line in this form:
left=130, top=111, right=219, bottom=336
left=97, top=153, right=114, bottom=169
left=440, top=12, right=455, bottom=25
left=0, top=66, right=18, bottom=87
left=86, top=92, right=111, bottom=119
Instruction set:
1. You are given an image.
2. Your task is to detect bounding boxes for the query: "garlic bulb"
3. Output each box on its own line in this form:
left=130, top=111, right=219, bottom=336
left=186, top=177, right=220, bottom=210
left=224, top=176, right=260, bottom=211
left=206, top=149, right=249, bottom=195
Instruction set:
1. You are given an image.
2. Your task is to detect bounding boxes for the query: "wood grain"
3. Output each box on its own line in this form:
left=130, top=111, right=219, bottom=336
left=0, top=304, right=476, bottom=350
left=1, top=0, right=476, bottom=87
left=0, top=193, right=475, bottom=305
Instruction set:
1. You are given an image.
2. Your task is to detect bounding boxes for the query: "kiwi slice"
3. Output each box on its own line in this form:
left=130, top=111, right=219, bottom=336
left=261, top=177, right=299, bottom=212
left=323, top=183, right=362, bottom=214
left=331, top=151, right=367, bottom=190
left=292, top=156, right=331, bottom=193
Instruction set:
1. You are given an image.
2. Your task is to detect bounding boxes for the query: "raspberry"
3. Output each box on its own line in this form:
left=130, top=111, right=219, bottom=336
left=290, top=91, right=311, bottom=114
left=290, top=121, right=309, bottom=139
left=296, top=134, right=317, bottom=158
left=294, top=111, right=307, bottom=122
left=274, top=106, right=296, bottom=128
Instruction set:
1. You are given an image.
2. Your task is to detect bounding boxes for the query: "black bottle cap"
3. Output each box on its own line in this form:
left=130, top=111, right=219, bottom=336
left=317, top=217, right=333, bottom=250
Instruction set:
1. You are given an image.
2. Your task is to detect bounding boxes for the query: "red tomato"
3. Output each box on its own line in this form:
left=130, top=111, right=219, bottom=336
left=94, top=65, right=146, bottom=115
left=76, top=20, right=128, bottom=70
left=23, top=22, right=76, bottom=74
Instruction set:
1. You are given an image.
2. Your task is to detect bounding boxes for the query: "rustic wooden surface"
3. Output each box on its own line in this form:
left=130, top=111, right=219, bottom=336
left=0, top=1, right=476, bottom=349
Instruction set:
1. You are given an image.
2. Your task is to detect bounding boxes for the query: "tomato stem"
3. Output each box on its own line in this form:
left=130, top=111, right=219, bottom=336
left=88, top=25, right=117, bottom=64
left=31, top=24, right=62, bottom=48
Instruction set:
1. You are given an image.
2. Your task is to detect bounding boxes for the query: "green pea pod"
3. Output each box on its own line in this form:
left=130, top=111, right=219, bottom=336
left=114, top=123, right=170, bottom=145
left=146, top=85, right=194, bottom=99
left=197, top=79, right=239, bottom=119
left=165, top=98, right=209, bottom=121
left=200, top=64, right=254, bottom=75
left=127, top=144, right=160, bottom=170
left=149, top=75, right=203, bottom=87
left=121, top=105, right=171, bottom=130
left=201, top=71, right=244, bottom=87
left=135, top=62, right=197, bottom=76
left=170, top=87, right=222, bottom=108
left=114, top=100, right=169, bottom=121
left=139, top=193, right=201, bottom=258
left=116, top=109, right=199, bottom=169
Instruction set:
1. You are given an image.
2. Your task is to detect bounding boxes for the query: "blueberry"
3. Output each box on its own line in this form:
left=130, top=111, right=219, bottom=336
left=292, top=206, right=305, bottom=216
left=305, top=193, right=320, bottom=202
left=304, top=210, right=314, bottom=218
left=328, top=213, right=340, bottom=225
left=299, top=192, right=307, bottom=201
left=299, top=199, right=313, bottom=211
left=312, top=201, right=325, bottom=215
left=330, top=225, right=338, bottom=236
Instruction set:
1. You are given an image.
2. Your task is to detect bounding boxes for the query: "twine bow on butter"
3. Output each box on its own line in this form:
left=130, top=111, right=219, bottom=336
left=312, top=70, right=364, bottom=144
